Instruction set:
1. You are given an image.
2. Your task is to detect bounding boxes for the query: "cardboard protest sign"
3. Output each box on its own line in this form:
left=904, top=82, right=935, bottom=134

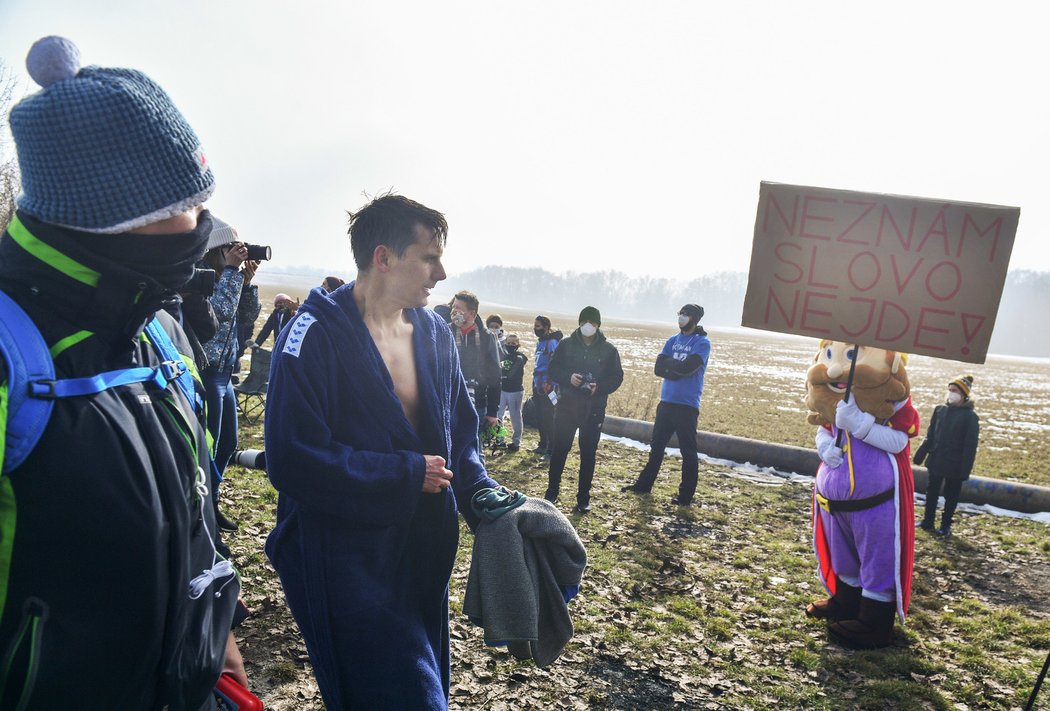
left=741, top=182, right=1020, bottom=364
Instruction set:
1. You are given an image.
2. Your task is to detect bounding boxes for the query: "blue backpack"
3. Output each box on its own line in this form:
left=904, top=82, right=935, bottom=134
left=0, top=289, right=202, bottom=473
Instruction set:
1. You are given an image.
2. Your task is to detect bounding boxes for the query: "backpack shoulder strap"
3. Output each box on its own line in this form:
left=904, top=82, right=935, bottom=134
left=0, top=292, right=55, bottom=474
left=143, top=318, right=203, bottom=416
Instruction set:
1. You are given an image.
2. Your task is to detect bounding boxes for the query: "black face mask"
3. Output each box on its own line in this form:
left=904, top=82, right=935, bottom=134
left=534, top=328, right=545, bottom=338
left=506, top=345, right=519, bottom=352
left=79, top=210, right=213, bottom=293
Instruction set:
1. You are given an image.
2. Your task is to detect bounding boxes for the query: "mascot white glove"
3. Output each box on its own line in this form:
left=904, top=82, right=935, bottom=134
left=835, top=398, right=875, bottom=438
left=815, top=428, right=844, bottom=469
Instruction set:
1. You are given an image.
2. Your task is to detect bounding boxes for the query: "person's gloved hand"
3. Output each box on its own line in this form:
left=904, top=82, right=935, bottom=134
left=245, top=339, right=257, bottom=349
left=817, top=439, right=844, bottom=469
left=836, top=398, right=875, bottom=438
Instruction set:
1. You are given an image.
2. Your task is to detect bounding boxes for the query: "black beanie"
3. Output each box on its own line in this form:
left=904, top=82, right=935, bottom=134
left=681, top=303, right=704, bottom=321
left=578, top=306, right=601, bottom=325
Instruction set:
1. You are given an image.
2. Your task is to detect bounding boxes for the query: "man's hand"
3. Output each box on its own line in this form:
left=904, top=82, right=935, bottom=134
left=223, top=631, right=249, bottom=688
left=245, top=339, right=257, bottom=349
left=585, top=382, right=597, bottom=395
left=422, top=455, right=453, bottom=493
left=570, top=373, right=584, bottom=387
left=483, top=415, right=499, bottom=428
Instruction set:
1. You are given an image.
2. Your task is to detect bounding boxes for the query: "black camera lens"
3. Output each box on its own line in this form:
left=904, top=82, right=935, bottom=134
left=245, top=244, right=272, bottom=261
left=182, top=267, right=217, bottom=297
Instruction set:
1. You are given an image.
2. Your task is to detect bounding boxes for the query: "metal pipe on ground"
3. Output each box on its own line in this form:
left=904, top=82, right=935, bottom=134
left=602, top=416, right=1050, bottom=515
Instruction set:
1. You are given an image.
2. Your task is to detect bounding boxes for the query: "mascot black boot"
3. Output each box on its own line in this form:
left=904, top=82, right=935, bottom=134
left=828, top=597, right=897, bottom=649
left=805, top=576, right=862, bottom=621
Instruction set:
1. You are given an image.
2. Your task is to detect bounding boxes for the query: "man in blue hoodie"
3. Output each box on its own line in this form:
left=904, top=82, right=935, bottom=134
left=623, top=304, right=711, bottom=506
left=264, top=193, right=500, bottom=709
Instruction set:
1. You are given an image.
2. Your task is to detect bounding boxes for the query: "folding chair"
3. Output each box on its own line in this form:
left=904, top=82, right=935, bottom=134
left=235, top=346, right=271, bottom=425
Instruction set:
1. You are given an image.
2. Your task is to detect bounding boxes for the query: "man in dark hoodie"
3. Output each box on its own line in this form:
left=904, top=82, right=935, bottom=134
left=264, top=194, right=501, bottom=709
left=0, top=36, right=243, bottom=709
left=623, top=303, right=712, bottom=506
left=545, top=306, right=624, bottom=513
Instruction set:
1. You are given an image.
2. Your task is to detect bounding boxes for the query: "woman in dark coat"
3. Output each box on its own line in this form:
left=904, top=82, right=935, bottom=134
left=914, top=374, right=980, bottom=536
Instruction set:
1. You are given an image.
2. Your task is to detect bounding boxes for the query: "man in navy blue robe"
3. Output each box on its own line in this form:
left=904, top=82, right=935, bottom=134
left=264, top=194, right=499, bottom=709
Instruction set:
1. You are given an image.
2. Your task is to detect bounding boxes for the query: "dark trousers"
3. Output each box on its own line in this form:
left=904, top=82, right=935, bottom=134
left=533, top=385, right=557, bottom=450
left=633, top=401, right=700, bottom=503
left=546, top=401, right=605, bottom=506
left=923, top=471, right=964, bottom=529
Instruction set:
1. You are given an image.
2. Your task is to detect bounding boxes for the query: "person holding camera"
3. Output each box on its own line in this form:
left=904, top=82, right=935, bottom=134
left=199, top=219, right=262, bottom=531
left=545, top=306, right=624, bottom=513
left=449, top=291, right=502, bottom=437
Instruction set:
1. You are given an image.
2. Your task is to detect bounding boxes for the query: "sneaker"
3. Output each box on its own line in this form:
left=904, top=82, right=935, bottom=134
left=506, top=444, right=520, bottom=452
left=671, top=495, right=692, bottom=506
left=916, top=520, right=934, bottom=531
left=573, top=502, right=591, bottom=514
left=935, top=526, right=952, bottom=537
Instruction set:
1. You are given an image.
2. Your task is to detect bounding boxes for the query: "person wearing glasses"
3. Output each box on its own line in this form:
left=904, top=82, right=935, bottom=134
left=622, top=303, right=711, bottom=506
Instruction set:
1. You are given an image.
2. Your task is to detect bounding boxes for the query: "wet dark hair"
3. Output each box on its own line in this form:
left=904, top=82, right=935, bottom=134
left=322, top=276, right=345, bottom=291
left=347, top=193, right=448, bottom=271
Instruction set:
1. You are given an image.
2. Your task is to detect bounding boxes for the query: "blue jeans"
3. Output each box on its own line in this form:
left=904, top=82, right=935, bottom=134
left=202, top=365, right=238, bottom=489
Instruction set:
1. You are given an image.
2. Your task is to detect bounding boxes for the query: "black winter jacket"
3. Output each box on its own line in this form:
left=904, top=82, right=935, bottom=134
left=0, top=213, right=239, bottom=710
left=913, top=401, right=980, bottom=480
left=549, top=328, right=624, bottom=413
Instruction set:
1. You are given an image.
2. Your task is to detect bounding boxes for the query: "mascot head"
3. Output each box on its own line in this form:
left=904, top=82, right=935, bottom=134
left=805, top=340, right=910, bottom=426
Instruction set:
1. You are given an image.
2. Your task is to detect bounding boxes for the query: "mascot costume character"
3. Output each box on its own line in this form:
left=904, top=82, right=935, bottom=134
left=804, top=341, right=920, bottom=648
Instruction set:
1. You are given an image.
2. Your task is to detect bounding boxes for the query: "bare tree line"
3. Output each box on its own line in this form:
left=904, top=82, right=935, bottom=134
left=445, top=265, right=1050, bottom=358
left=1, top=62, right=20, bottom=230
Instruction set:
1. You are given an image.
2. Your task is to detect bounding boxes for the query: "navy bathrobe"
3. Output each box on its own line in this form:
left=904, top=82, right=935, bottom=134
left=264, top=283, right=498, bottom=709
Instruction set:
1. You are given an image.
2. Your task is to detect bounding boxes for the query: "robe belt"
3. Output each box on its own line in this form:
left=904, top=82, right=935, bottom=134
left=815, top=487, right=894, bottom=513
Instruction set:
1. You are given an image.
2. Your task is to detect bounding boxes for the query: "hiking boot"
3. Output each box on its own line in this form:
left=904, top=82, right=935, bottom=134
left=806, top=578, right=862, bottom=621
left=829, top=598, right=897, bottom=649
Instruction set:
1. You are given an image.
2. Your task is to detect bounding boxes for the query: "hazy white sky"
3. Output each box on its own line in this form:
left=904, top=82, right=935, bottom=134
left=2, top=1, right=1048, bottom=282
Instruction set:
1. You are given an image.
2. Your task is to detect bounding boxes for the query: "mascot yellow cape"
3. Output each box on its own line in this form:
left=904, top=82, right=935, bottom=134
left=804, top=341, right=920, bottom=649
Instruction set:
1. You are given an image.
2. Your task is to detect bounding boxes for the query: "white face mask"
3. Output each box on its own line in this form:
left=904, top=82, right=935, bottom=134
left=451, top=311, right=467, bottom=327
left=579, top=323, right=597, bottom=338
left=947, top=390, right=963, bottom=405
left=678, top=315, right=691, bottom=329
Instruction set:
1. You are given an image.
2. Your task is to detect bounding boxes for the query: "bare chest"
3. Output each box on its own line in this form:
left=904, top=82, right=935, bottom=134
left=374, top=333, right=421, bottom=430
